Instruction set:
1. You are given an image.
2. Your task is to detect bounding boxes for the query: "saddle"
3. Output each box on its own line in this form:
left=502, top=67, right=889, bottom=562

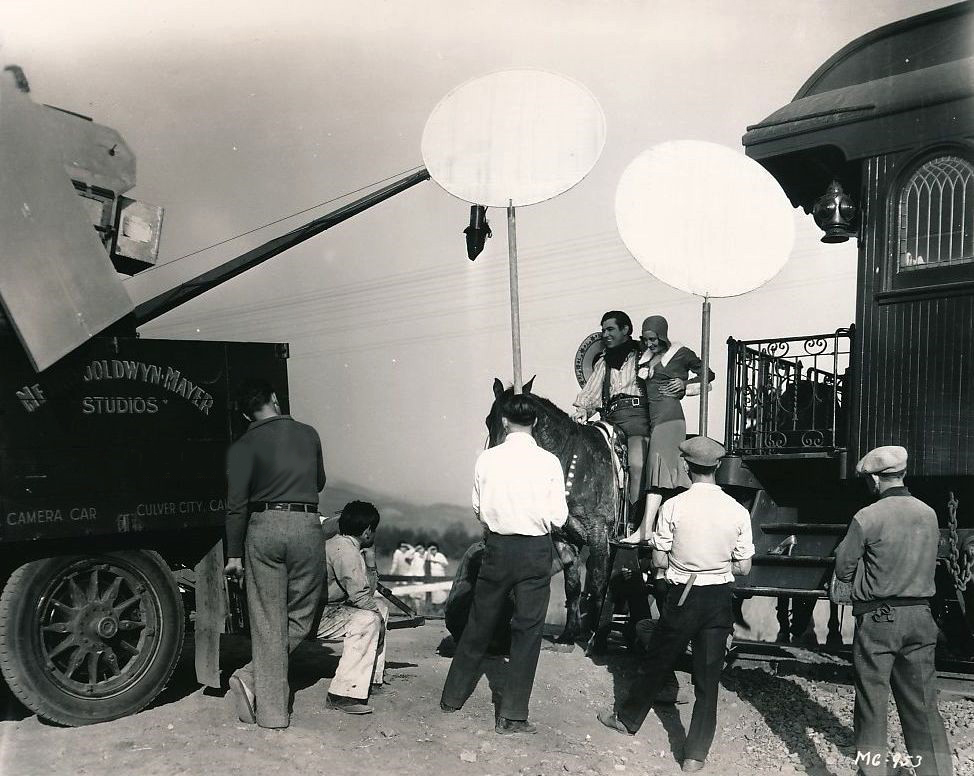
left=589, top=420, right=628, bottom=491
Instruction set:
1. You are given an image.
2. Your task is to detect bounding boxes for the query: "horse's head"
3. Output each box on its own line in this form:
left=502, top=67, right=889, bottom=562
left=486, top=376, right=536, bottom=448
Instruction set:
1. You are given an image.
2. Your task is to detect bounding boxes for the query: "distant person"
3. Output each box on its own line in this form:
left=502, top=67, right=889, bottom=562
left=389, top=539, right=412, bottom=576
left=403, top=542, right=428, bottom=611
left=224, top=378, right=326, bottom=729
left=441, top=392, right=568, bottom=735
left=426, top=542, right=449, bottom=605
left=316, top=500, right=389, bottom=715
left=834, top=446, right=952, bottom=776
left=406, top=543, right=428, bottom=576
left=598, top=437, right=752, bottom=774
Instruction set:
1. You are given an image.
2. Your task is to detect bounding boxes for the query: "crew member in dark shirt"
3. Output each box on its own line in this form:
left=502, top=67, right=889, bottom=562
left=834, top=445, right=951, bottom=776
left=224, top=378, right=326, bottom=729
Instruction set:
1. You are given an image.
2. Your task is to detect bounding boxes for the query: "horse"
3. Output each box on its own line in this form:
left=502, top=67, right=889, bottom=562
left=486, top=377, right=618, bottom=649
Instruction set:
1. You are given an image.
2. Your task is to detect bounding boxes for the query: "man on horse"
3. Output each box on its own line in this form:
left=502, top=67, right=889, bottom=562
left=572, top=311, right=651, bottom=519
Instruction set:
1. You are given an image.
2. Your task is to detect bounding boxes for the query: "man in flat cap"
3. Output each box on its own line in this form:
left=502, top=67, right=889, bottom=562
left=597, top=436, right=753, bottom=773
left=834, top=446, right=952, bottom=776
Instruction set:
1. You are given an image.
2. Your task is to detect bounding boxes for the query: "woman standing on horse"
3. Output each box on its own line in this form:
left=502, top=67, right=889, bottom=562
left=572, top=310, right=658, bottom=517
left=621, top=314, right=715, bottom=543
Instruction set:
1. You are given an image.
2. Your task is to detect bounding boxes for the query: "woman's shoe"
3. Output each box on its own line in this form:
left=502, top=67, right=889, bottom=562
left=618, top=519, right=653, bottom=544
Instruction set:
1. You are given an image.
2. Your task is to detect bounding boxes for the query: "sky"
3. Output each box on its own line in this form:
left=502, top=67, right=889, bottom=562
left=1, top=0, right=953, bottom=511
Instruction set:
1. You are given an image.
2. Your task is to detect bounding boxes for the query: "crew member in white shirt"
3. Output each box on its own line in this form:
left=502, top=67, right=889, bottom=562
left=597, top=436, right=753, bottom=774
left=440, top=392, right=569, bottom=735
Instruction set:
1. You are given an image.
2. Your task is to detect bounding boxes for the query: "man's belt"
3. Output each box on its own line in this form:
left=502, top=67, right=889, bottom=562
left=607, top=395, right=643, bottom=413
left=852, top=596, right=929, bottom=617
left=249, top=501, right=318, bottom=513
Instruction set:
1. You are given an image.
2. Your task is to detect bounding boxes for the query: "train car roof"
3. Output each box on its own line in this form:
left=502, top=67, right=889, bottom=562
left=742, top=1, right=974, bottom=210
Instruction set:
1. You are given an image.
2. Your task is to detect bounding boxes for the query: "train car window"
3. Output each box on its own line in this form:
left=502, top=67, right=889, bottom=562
left=893, top=154, right=974, bottom=289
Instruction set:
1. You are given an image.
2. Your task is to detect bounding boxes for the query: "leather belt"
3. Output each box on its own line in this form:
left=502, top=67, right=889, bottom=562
left=250, top=501, right=318, bottom=513
left=607, top=395, right=643, bottom=413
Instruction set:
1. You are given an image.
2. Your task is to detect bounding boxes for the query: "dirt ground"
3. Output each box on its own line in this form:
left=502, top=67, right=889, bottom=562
left=0, top=617, right=971, bottom=776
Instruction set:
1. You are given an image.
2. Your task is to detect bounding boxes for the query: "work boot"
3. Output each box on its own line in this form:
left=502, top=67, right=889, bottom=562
left=682, top=759, right=705, bottom=772
left=596, top=709, right=634, bottom=736
left=326, top=693, right=374, bottom=715
left=228, top=675, right=256, bottom=724
left=495, top=717, right=537, bottom=735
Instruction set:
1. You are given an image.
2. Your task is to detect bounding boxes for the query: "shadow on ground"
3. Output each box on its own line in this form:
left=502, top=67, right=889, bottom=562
left=722, top=666, right=855, bottom=776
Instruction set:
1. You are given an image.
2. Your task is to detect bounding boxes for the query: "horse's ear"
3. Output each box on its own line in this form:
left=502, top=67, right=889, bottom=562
left=523, top=375, right=536, bottom=394
left=492, top=378, right=504, bottom=399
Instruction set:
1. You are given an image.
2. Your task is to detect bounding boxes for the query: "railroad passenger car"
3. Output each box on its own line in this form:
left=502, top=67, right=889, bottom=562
left=719, top=1, right=974, bottom=653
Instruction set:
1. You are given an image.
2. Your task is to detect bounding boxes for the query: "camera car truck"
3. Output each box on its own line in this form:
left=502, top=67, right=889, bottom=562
left=0, top=66, right=427, bottom=725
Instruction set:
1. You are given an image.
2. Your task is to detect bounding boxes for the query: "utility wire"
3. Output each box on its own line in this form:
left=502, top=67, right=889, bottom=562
left=146, top=234, right=630, bottom=332
left=287, top=269, right=858, bottom=360
left=130, top=165, right=427, bottom=277
left=146, top=232, right=835, bottom=335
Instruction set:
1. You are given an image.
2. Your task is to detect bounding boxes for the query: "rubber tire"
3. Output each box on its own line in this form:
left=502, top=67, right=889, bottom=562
left=0, top=550, right=184, bottom=726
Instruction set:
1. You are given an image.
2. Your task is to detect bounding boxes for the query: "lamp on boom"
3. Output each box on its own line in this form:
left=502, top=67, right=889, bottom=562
left=463, top=205, right=491, bottom=260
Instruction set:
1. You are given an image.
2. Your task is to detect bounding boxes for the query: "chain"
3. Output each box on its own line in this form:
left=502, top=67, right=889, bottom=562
left=945, top=491, right=974, bottom=592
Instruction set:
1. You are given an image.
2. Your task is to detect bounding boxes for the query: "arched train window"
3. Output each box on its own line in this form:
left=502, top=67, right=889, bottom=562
left=897, top=155, right=974, bottom=273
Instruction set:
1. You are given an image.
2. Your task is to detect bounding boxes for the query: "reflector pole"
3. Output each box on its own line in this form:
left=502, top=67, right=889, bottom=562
left=699, top=295, right=711, bottom=437
left=508, top=201, right=523, bottom=393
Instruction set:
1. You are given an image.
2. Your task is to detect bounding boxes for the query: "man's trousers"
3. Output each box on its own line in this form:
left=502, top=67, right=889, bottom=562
left=617, top=582, right=733, bottom=762
left=234, top=509, right=325, bottom=728
left=852, top=604, right=952, bottom=776
left=316, top=598, right=389, bottom=700
left=441, top=532, right=553, bottom=721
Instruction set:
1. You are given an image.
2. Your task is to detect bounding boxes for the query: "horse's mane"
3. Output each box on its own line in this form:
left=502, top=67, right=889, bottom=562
left=526, top=392, right=571, bottom=422
left=495, top=382, right=572, bottom=424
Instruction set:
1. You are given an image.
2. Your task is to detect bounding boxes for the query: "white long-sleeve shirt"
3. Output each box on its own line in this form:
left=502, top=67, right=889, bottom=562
left=472, top=432, right=569, bottom=536
left=652, top=482, right=754, bottom=585
left=404, top=549, right=428, bottom=576
left=389, top=548, right=409, bottom=575
left=427, top=551, right=449, bottom=576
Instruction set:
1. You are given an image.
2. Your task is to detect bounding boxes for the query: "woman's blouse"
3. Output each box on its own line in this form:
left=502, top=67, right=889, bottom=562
left=639, top=345, right=714, bottom=424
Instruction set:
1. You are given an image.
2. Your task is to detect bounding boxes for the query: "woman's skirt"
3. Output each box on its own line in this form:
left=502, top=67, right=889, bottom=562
left=646, top=418, right=690, bottom=489
left=606, top=405, right=650, bottom=438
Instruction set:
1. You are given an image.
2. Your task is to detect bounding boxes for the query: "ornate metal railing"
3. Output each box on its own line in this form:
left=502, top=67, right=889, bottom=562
left=725, top=327, right=854, bottom=456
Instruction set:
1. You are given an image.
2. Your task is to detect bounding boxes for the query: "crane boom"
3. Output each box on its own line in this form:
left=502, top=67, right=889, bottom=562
left=133, top=168, right=431, bottom=327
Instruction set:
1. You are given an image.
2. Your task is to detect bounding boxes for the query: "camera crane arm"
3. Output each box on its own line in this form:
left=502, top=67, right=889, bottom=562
left=132, top=167, right=430, bottom=328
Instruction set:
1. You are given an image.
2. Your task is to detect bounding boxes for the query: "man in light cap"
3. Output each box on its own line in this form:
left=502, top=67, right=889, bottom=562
left=835, top=445, right=952, bottom=776
left=597, top=436, right=753, bottom=773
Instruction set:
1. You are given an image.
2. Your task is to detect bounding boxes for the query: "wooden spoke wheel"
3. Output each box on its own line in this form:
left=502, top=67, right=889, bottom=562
left=0, top=551, right=184, bottom=726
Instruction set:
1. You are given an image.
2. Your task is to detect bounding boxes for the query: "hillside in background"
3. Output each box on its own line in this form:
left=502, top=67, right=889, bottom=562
left=319, top=481, right=480, bottom=558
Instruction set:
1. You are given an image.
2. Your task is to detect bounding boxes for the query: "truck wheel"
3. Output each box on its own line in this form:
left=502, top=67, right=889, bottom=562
left=0, top=550, right=184, bottom=726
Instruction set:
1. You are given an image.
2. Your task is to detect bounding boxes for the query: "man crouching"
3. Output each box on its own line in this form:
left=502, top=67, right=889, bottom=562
left=317, top=500, right=388, bottom=715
